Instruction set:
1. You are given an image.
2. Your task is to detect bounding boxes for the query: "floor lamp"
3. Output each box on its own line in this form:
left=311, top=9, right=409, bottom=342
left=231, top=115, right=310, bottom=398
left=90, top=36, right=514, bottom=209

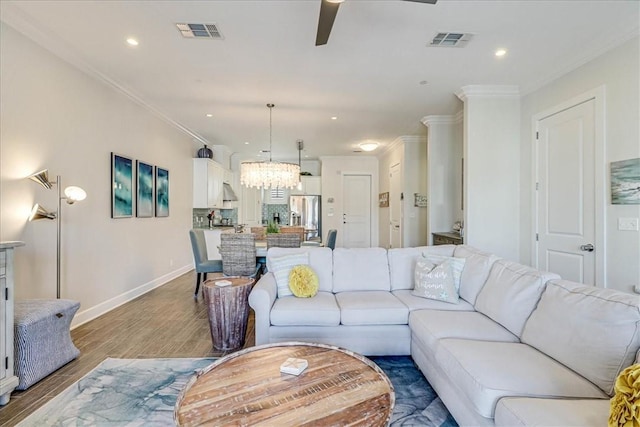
left=28, top=169, right=86, bottom=299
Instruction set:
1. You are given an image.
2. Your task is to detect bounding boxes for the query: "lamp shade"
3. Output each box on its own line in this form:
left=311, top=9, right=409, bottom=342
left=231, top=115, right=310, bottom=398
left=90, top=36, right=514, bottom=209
left=28, top=169, right=54, bottom=189
left=64, top=186, right=87, bottom=204
left=28, top=204, right=56, bottom=221
left=241, top=161, right=300, bottom=189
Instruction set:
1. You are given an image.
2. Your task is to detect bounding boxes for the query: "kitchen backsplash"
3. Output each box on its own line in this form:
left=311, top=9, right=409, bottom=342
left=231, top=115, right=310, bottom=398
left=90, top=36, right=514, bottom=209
left=263, top=204, right=289, bottom=225
left=192, top=208, right=237, bottom=228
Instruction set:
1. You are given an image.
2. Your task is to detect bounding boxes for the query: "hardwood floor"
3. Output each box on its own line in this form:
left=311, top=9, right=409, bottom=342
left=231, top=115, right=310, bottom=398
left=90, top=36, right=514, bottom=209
left=0, top=271, right=254, bottom=426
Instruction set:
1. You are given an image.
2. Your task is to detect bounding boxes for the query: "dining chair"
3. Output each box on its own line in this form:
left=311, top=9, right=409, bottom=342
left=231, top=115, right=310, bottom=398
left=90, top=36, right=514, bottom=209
left=220, top=233, right=262, bottom=278
left=266, top=233, right=301, bottom=249
left=250, top=227, right=266, bottom=241
left=189, top=229, right=223, bottom=298
left=279, top=226, right=305, bottom=243
left=325, top=229, right=337, bottom=250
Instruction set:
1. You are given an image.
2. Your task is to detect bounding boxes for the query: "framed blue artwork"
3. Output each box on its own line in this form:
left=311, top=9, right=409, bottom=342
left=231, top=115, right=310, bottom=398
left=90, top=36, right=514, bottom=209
left=155, top=166, right=169, bottom=217
left=111, top=153, right=133, bottom=218
left=611, top=158, right=640, bottom=204
left=136, top=160, right=154, bottom=217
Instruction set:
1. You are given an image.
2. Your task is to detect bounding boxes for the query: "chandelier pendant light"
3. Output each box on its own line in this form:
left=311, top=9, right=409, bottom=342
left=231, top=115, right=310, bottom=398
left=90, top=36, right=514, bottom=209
left=241, top=104, right=300, bottom=189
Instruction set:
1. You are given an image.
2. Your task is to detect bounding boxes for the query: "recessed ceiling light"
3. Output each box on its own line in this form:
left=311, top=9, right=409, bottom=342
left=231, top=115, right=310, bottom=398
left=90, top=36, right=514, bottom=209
left=359, top=142, right=378, bottom=152
left=126, top=38, right=139, bottom=46
left=331, top=116, right=338, bottom=120
left=244, top=141, right=250, bottom=145
left=495, top=49, right=507, bottom=57
left=206, top=113, right=213, bottom=117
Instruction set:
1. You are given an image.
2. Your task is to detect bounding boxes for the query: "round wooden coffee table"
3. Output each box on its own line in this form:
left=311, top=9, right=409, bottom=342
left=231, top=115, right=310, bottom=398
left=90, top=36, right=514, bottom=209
left=175, top=342, right=395, bottom=426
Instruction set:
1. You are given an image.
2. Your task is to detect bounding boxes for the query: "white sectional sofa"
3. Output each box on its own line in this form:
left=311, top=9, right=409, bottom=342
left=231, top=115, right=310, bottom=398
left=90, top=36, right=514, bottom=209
left=248, top=245, right=640, bottom=426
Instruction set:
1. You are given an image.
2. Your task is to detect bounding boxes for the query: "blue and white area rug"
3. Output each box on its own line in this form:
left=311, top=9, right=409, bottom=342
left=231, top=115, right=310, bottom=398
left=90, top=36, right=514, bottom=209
left=19, top=356, right=457, bottom=426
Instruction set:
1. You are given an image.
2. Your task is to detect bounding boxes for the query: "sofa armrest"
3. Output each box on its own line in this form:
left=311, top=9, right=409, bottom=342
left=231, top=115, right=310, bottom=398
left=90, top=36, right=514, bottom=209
left=248, top=272, right=277, bottom=345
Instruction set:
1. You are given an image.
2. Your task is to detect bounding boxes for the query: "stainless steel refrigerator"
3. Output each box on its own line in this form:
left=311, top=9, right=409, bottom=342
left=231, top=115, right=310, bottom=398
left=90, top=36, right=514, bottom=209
left=289, top=195, right=321, bottom=241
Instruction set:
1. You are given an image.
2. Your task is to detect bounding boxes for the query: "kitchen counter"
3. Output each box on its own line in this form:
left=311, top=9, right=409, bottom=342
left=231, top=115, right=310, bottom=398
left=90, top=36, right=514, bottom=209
left=193, top=225, right=236, bottom=230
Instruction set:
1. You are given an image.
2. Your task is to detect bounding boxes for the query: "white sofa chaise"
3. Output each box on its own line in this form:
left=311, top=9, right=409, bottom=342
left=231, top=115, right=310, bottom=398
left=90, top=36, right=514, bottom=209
left=248, top=245, right=640, bottom=426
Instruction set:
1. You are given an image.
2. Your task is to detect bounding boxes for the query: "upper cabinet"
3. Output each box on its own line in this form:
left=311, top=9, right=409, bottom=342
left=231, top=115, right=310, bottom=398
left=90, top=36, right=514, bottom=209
left=193, top=158, right=226, bottom=209
left=290, top=176, right=321, bottom=196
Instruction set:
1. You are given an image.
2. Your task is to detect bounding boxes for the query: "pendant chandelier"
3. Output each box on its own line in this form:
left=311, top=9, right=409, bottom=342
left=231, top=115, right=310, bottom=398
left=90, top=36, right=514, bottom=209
left=241, top=104, right=300, bottom=189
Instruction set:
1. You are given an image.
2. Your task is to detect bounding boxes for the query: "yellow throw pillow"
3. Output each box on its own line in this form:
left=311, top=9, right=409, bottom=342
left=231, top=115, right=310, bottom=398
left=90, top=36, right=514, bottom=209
left=609, top=363, right=640, bottom=427
left=288, top=265, right=319, bottom=298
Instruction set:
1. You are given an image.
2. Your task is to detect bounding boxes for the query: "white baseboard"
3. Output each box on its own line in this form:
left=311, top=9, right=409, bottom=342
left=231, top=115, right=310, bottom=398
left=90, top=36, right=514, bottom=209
left=70, top=264, right=193, bottom=329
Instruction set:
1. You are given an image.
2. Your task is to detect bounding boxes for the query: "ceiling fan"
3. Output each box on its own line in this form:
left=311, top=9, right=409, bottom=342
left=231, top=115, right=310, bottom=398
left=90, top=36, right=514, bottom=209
left=316, top=0, right=438, bottom=46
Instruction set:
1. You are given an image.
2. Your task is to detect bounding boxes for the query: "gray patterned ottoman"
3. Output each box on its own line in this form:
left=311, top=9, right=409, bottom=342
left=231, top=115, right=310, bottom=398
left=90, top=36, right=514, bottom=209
left=14, top=299, right=80, bottom=390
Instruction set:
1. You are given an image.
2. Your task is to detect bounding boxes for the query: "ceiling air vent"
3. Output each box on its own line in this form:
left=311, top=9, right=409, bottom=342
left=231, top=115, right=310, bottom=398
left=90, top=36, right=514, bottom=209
left=176, top=23, right=224, bottom=40
left=428, top=32, right=472, bottom=48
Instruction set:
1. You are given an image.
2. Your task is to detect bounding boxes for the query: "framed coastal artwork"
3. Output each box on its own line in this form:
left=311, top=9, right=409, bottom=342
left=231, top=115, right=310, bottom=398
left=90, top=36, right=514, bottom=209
left=136, top=160, right=154, bottom=217
left=379, top=192, right=389, bottom=208
left=111, top=153, right=133, bottom=218
left=155, top=166, right=170, bottom=217
left=611, top=158, right=640, bottom=204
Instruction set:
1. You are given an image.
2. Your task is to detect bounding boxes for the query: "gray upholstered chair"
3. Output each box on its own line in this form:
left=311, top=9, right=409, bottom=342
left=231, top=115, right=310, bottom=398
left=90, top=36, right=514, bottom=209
left=220, top=233, right=261, bottom=278
left=266, top=233, right=301, bottom=249
left=325, top=229, right=337, bottom=250
left=189, top=229, right=223, bottom=297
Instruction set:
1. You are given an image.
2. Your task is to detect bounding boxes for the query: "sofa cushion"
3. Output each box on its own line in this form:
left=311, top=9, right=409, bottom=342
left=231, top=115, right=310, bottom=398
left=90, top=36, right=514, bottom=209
left=474, top=260, right=560, bottom=337
left=393, top=290, right=475, bottom=312
left=332, top=248, right=390, bottom=292
left=409, top=310, right=519, bottom=351
left=270, top=252, right=309, bottom=298
left=270, top=291, right=340, bottom=326
left=453, top=245, right=501, bottom=304
left=388, top=245, right=455, bottom=291
left=495, top=397, right=610, bottom=427
left=521, top=279, right=640, bottom=396
left=336, top=291, right=408, bottom=325
left=267, top=247, right=333, bottom=293
left=412, top=258, right=459, bottom=304
left=288, top=265, right=319, bottom=298
left=435, top=339, right=607, bottom=419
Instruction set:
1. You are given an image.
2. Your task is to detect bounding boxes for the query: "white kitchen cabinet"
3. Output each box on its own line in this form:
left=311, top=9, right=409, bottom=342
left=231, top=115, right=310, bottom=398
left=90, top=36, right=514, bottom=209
left=203, top=229, right=222, bottom=260
left=290, top=176, right=322, bottom=195
left=1, top=241, right=24, bottom=406
left=193, top=158, right=226, bottom=209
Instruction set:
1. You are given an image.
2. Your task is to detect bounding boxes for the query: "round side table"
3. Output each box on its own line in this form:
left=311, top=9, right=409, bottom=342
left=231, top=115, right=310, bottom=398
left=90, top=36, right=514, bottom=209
left=203, top=277, right=255, bottom=351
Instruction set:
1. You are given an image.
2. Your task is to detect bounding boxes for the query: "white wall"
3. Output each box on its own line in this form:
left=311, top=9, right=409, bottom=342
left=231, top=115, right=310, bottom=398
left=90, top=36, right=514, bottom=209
left=320, top=156, right=379, bottom=247
left=0, top=23, right=195, bottom=326
left=422, top=116, right=463, bottom=243
left=519, top=36, right=640, bottom=292
left=458, top=86, right=521, bottom=260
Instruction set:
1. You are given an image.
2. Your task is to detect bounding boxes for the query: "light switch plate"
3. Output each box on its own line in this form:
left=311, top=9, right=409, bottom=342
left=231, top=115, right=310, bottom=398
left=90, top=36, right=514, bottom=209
left=618, top=217, right=639, bottom=231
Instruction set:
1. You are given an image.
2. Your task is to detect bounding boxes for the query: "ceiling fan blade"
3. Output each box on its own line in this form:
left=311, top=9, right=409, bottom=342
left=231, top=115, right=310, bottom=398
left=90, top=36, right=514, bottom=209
left=316, top=0, right=341, bottom=46
left=403, top=0, right=438, bottom=3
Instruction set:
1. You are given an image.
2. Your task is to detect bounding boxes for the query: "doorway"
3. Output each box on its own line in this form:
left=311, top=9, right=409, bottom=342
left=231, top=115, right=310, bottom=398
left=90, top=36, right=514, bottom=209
left=342, top=174, right=372, bottom=248
left=534, top=89, right=604, bottom=285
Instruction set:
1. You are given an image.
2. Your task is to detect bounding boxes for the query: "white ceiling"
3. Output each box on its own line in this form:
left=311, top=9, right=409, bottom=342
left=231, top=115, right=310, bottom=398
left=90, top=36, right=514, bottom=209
left=2, top=1, right=639, bottom=161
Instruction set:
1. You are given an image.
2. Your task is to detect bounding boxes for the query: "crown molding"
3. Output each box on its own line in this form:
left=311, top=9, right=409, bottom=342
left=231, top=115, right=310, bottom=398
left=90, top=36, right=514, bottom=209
left=455, top=85, right=520, bottom=102
left=421, top=113, right=463, bottom=127
left=1, top=5, right=210, bottom=146
left=377, top=135, right=425, bottom=158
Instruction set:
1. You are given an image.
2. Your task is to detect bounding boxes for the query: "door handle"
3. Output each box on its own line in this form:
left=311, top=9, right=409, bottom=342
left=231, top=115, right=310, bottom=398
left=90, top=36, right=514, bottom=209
left=579, top=243, right=594, bottom=252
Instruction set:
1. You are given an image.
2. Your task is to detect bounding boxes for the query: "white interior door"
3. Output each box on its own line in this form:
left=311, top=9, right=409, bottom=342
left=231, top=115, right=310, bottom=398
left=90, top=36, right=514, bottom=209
left=536, top=99, right=595, bottom=284
left=343, top=174, right=371, bottom=248
left=389, top=163, right=402, bottom=248
left=240, top=186, right=262, bottom=227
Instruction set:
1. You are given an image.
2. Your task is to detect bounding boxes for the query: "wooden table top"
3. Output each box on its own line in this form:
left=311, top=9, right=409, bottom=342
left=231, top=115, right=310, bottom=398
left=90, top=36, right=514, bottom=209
left=175, top=342, right=395, bottom=426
